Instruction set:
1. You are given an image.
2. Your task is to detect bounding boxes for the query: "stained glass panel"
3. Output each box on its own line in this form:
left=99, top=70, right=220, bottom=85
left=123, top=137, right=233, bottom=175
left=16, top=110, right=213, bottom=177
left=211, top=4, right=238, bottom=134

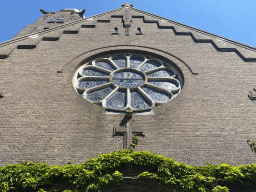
left=130, top=56, right=144, bottom=68
left=82, top=69, right=109, bottom=76
left=86, top=86, right=114, bottom=102
left=95, top=60, right=115, bottom=71
left=78, top=80, right=108, bottom=89
left=112, top=71, right=145, bottom=88
left=142, top=86, right=170, bottom=102
left=147, top=69, right=174, bottom=78
left=112, top=56, right=127, bottom=68
left=74, top=54, right=183, bottom=112
left=131, top=90, right=151, bottom=110
left=148, top=80, right=179, bottom=90
left=140, top=60, right=161, bottom=72
left=106, top=90, right=127, bottom=109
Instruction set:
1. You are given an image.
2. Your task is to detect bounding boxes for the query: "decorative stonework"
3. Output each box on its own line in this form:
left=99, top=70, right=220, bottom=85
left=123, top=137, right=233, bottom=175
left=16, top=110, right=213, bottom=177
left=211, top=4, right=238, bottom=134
left=73, top=54, right=183, bottom=113
left=122, top=3, right=133, bottom=8
left=124, top=6, right=132, bottom=36
left=111, top=69, right=145, bottom=88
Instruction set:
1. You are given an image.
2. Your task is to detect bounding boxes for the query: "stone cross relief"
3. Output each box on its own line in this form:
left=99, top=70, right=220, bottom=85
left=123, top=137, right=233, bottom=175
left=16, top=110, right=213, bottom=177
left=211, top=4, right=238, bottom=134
left=113, top=114, right=145, bottom=149
left=123, top=3, right=133, bottom=36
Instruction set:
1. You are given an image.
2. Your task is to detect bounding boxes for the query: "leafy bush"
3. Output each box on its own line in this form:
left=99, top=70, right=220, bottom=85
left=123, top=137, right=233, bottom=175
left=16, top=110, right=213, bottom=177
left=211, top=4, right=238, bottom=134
left=0, top=136, right=255, bottom=191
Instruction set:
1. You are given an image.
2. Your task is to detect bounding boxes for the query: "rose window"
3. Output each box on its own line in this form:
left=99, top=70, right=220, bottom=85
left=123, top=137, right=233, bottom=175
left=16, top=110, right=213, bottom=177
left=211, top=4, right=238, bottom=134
left=73, top=54, right=183, bottom=113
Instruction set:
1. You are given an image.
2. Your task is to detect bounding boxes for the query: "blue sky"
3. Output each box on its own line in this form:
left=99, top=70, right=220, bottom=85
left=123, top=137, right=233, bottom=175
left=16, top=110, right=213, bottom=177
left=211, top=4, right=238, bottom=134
left=0, top=0, right=255, bottom=47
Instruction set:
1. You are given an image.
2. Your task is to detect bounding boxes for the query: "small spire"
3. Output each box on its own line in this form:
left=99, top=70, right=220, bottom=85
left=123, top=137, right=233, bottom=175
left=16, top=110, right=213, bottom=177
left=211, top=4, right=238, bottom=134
left=122, top=3, right=133, bottom=8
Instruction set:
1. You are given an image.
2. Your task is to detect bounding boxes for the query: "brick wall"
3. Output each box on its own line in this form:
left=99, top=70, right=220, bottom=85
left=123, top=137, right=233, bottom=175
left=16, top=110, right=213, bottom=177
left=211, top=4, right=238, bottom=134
left=0, top=7, right=256, bottom=166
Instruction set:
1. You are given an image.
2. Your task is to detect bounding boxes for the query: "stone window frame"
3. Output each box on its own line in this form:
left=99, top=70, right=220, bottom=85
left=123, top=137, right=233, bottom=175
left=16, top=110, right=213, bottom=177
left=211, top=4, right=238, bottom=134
left=72, top=53, right=183, bottom=113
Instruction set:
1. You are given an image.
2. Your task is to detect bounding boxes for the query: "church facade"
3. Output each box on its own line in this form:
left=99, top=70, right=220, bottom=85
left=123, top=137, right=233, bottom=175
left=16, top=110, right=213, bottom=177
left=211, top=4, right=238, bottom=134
left=1, top=3, right=256, bottom=166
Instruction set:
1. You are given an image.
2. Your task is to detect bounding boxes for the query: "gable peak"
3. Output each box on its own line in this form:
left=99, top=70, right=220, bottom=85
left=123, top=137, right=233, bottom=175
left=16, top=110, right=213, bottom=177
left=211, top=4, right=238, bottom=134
left=122, top=3, right=133, bottom=8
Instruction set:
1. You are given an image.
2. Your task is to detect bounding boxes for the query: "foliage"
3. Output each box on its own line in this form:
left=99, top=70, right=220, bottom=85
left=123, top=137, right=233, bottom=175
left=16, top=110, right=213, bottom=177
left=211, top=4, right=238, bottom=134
left=128, top=134, right=139, bottom=152
left=247, top=138, right=256, bottom=153
left=0, top=136, right=256, bottom=191
left=212, top=185, right=229, bottom=192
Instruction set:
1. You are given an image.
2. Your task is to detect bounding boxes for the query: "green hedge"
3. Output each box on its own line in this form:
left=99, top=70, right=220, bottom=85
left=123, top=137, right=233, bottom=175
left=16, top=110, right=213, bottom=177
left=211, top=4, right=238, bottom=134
left=0, top=137, right=256, bottom=192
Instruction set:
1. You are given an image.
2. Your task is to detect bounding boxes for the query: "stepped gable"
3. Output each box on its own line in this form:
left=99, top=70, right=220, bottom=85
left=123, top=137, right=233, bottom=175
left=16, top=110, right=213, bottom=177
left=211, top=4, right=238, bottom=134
left=1, top=3, right=256, bottom=167
left=1, top=5, right=256, bottom=61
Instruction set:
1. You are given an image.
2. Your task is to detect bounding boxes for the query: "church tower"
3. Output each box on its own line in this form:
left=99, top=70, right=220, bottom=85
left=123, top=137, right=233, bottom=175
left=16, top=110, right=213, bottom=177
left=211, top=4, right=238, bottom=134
left=13, top=8, right=85, bottom=39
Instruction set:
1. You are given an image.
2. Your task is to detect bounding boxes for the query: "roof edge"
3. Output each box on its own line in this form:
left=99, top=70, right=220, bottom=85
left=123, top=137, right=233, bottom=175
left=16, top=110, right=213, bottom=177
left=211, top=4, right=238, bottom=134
left=0, top=7, right=123, bottom=47
left=130, top=7, right=256, bottom=51
left=0, top=5, right=255, bottom=53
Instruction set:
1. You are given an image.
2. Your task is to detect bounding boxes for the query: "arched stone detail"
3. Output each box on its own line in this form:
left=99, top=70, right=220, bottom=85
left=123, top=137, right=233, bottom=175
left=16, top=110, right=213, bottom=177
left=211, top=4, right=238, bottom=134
left=64, top=46, right=194, bottom=112
left=62, top=45, right=197, bottom=75
left=72, top=52, right=184, bottom=113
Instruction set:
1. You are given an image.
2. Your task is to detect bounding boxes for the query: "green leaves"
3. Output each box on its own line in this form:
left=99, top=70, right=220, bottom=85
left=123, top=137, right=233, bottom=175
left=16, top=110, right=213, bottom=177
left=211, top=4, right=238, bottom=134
left=112, top=170, right=123, bottom=181
left=247, top=139, right=256, bottom=152
left=128, top=134, right=139, bottom=152
left=212, top=185, right=229, bottom=192
left=0, top=152, right=255, bottom=191
left=0, top=131, right=253, bottom=191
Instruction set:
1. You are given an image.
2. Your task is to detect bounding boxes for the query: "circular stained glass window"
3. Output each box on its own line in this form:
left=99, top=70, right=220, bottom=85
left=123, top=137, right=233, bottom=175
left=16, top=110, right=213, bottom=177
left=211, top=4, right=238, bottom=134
left=73, top=54, right=183, bottom=113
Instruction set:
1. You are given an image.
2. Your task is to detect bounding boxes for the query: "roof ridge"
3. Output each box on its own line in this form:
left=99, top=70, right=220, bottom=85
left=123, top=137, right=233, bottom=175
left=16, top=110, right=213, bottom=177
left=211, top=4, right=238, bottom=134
left=129, top=7, right=256, bottom=51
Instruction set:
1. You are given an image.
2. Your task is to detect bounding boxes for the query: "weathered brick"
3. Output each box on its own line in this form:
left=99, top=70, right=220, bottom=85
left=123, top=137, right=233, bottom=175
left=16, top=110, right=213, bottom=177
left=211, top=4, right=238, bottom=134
left=0, top=5, right=256, bottom=166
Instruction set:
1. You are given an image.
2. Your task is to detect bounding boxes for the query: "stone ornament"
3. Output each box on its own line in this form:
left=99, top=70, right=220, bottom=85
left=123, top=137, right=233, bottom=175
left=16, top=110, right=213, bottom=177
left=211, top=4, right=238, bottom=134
left=73, top=54, right=183, bottom=113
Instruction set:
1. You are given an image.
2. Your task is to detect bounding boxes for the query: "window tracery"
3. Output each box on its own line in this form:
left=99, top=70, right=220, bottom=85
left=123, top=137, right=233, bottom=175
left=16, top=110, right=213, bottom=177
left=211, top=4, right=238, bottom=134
left=73, top=54, right=183, bottom=113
